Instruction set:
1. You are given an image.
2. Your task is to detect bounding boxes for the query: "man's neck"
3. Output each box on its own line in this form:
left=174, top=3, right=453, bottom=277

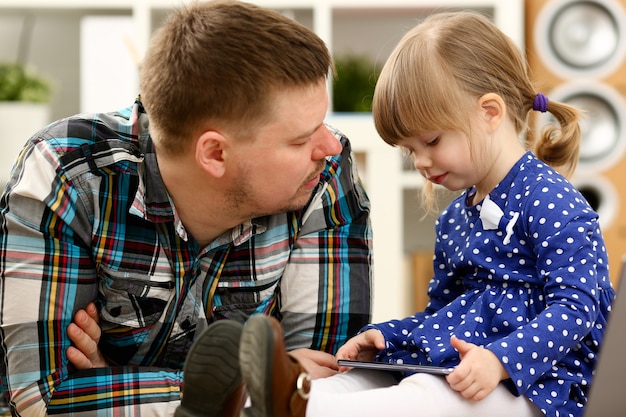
left=156, top=149, right=241, bottom=248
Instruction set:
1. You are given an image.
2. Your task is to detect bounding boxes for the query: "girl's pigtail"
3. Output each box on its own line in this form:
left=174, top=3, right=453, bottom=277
left=532, top=94, right=582, bottom=179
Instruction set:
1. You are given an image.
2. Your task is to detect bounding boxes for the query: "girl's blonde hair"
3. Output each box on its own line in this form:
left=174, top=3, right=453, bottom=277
left=372, top=11, right=581, bottom=210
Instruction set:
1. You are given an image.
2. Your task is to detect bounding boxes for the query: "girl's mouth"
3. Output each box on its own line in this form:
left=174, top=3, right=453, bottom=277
left=429, top=173, right=448, bottom=185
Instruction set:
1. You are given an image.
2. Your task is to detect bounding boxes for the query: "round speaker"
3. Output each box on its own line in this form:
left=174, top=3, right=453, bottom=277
left=534, top=0, right=626, bottom=78
left=572, top=175, right=618, bottom=230
left=537, top=80, right=626, bottom=171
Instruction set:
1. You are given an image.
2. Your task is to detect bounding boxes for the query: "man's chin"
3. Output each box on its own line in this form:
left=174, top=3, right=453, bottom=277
left=243, top=187, right=317, bottom=218
left=258, top=196, right=313, bottom=218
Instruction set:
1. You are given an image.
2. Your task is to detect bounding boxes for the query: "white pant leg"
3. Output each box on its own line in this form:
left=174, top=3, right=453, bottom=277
left=306, top=371, right=544, bottom=417
left=243, top=369, right=397, bottom=410
left=311, top=368, right=401, bottom=394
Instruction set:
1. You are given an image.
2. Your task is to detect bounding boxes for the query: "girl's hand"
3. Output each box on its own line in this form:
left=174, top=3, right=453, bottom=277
left=445, top=335, right=509, bottom=401
left=335, top=329, right=386, bottom=371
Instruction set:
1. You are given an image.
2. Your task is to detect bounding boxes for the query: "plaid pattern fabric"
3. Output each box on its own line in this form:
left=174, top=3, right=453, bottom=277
left=0, top=99, right=372, bottom=415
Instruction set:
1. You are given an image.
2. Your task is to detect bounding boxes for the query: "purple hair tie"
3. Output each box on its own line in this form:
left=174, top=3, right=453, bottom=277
left=533, top=93, right=549, bottom=113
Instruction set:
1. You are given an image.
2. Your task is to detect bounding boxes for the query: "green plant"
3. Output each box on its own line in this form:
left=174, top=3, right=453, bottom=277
left=332, top=54, right=380, bottom=112
left=0, top=62, right=52, bottom=103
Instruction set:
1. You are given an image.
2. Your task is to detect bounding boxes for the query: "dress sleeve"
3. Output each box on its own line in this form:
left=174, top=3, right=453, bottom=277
left=279, top=132, right=373, bottom=354
left=0, top=143, right=182, bottom=416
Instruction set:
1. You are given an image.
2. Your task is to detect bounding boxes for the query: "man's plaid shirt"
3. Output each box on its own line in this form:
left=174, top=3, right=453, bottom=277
left=0, top=99, right=372, bottom=415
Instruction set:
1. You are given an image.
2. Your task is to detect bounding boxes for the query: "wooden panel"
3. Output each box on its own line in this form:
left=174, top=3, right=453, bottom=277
left=411, top=251, right=434, bottom=312
left=525, top=0, right=626, bottom=283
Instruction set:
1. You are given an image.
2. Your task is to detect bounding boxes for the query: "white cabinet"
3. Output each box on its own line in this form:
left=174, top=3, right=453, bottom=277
left=0, top=0, right=524, bottom=321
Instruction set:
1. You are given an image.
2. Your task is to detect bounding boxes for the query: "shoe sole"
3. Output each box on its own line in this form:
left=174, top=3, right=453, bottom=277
left=240, top=315, right=275, bottom=417
left=176, top=320, right=244, bottom=417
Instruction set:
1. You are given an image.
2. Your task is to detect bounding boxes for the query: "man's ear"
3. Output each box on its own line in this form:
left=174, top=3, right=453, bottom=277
left=478, top=93, right=506, bottom=132
left=196, top=130, right=227, bottom=178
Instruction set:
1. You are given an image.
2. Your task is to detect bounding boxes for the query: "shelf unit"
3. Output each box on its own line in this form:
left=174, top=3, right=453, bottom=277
left=0, top=0, right=524, bottom=321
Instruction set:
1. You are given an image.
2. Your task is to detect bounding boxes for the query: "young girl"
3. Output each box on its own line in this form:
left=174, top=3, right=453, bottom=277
left=234, top=11, right=614, bottom=417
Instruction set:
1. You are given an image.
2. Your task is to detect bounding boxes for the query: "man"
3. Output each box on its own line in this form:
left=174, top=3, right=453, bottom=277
left=0, top=1, right=372, bottom=415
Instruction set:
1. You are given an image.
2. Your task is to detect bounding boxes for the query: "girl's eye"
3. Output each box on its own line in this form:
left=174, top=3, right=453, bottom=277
left=427, top=137, right=439, bottom=146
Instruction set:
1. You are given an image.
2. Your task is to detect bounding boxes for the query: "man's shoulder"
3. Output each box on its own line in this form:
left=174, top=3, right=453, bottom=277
left=42, top=107, right=135, bottom=147
left=35, top=107, right=146, bottom=177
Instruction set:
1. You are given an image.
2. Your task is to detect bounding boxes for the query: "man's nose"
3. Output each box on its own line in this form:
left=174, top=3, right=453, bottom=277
left=312, top=127, right=342, bottom=160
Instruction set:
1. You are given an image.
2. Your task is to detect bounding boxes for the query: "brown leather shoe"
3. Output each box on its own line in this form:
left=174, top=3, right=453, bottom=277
left=240, top=315, right=311, bottom=417
left=175, top=320, right=247, bottom=417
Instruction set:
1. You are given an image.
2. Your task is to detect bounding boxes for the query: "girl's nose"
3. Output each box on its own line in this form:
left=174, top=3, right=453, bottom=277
left=412, top=152, right=431, bottom=170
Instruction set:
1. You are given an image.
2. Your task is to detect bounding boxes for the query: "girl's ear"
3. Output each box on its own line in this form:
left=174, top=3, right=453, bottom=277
left=196, top=130, right=227, bottom=178
left=478, top=93, right=506, bottom=132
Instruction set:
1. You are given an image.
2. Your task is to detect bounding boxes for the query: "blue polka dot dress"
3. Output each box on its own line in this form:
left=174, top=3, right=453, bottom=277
left=368, top=152, right=615, bottom=417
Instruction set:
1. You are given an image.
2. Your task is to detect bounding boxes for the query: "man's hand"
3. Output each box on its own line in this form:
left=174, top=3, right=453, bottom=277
left=288, top=348, right=340, bottom=379
left=445, top=336, right=509, bottom=401
left=67, top=302, right=109, bottom=369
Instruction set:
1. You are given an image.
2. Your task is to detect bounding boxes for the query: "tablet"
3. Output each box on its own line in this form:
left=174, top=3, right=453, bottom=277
left=337, top=359, right=453, bottom=375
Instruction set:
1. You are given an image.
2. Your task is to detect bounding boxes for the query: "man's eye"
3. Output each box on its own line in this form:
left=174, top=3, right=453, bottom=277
left=427, top=137, right=439, bottom=146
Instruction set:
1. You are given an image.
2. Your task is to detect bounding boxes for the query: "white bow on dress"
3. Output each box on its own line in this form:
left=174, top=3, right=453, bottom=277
left=479, top=194, right=519, bottom=245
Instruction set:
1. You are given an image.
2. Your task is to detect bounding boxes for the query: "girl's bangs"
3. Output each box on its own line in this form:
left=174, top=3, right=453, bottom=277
left=373, top=43, right=465, bottom=146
